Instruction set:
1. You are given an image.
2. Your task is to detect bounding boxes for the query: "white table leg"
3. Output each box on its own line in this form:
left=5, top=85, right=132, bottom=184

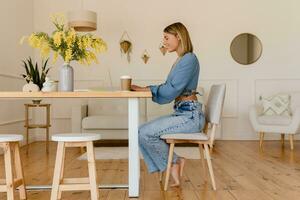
left=128, top=98, right=140, bottom=197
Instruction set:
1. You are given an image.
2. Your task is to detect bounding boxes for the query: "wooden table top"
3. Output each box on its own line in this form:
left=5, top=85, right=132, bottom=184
left=0, top=91, right=152, bottom=98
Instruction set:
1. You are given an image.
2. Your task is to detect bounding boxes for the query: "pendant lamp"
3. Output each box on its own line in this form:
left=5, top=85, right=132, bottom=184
left=67, top=0, right=97, bottom=32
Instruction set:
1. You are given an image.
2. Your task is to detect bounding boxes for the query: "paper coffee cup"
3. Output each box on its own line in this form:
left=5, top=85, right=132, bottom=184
left=120, top=75, right=132, bottom=91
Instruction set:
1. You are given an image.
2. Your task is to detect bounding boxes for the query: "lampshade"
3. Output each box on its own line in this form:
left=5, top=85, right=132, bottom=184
left=67, top=10, right=97, bottom=32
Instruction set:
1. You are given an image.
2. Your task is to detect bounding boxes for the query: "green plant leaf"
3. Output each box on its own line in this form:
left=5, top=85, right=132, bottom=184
left=42, top=58, right=49, bottom=71
left=21, top=57, right=51, bottom=89
left=22, top=60, right=30, bottom=76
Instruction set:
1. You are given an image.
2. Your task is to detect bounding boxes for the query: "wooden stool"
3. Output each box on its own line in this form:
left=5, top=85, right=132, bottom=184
left=24, top=103, right=51, bottom=153
left=50, top=133, right=101, bottom=200
left=0, top=134, right=27, bottom=200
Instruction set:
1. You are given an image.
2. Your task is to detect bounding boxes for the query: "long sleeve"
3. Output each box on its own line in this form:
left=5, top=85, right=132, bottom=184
left=149, top=54, right=199, bottom=104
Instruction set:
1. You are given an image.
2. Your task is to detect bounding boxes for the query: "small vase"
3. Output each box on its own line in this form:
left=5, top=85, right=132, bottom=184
left=22, top=81, right=40, bottom=92
left=59, top=62, right=74, bottom=92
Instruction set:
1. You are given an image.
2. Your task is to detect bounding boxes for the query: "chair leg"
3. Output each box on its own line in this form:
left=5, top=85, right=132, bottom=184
left=204, top=144, right=216, bottom=190
left=51, top=142, right=65, bottom=200
left=13, top=142, right=27, bottom=200
left=159, top=172, right=163, bottom=182
left=198, top=144, right=208, bottom=182
left=259, top=132, right=265, bottom=148
left=164, top=143, right=175, bottom=191
left=86, top=141, right=99, bottom=200
left=4, top=143, right=15, bottom=200
left=289, top=135, right=294, bottom=150
left=281, top=134, right=285, bottom=147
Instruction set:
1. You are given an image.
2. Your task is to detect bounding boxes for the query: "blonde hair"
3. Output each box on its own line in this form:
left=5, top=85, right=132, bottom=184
left=164, top=22, right=193, bottom=56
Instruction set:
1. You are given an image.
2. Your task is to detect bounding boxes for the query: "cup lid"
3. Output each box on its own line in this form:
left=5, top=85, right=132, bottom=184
left=120, top=75, right=131, bottom=79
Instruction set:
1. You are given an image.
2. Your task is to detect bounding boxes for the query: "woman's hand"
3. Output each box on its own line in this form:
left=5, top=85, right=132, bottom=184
left=131, top=84, right=150, bottom=92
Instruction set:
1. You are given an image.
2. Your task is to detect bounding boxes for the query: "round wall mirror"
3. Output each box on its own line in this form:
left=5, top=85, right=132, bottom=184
left=230, top=33, right=262, bottom=65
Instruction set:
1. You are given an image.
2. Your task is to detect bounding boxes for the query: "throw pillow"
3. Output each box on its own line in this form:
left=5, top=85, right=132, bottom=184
left=260, top=94, right=291, bottom=116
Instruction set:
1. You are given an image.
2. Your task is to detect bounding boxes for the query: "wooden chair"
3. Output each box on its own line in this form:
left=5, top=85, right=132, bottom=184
left=0, top=134, right=27, bottom=200
left=160, top=84, right=226, bottom=191
left=50, top=133, right=101, bottom=200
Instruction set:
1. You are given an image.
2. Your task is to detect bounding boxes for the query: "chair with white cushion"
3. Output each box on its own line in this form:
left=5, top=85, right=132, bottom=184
left=249, top=94, right=300, bottom=150
left=0, top=134, right=27, bottom=200
left=160, top=84, right=226, bottom=191
left=50, top=133, right=101, bottom=200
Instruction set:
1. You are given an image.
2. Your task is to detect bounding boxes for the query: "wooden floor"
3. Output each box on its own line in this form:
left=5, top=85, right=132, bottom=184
left=0, top=140, right=300, bottom=200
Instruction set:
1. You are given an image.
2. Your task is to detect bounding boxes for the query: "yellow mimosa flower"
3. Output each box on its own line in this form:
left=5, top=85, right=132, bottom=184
left=65, top=48, right=73, bottom=62
left=28, top=34, right=41, bottom=48
left=21, top=14, right=107, bottom=65
left=66, top=30, right=76, bottom=48
left=53, top=31, right=62, bottom=47
left=40, top=41, right=50, bottom=58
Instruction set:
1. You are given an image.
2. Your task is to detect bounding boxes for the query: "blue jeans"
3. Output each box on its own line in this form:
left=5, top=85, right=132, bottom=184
left=139, top=101, right=205, bottom=173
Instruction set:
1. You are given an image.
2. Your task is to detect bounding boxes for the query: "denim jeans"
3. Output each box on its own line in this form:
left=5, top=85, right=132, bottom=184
left=139, top=101, right=205, bottom=173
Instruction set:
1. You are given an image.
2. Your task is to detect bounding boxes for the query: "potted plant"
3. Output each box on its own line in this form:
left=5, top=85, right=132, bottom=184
left=21, top=57, right=50, bottom=91
left=21, top=13, right=107, bottom=91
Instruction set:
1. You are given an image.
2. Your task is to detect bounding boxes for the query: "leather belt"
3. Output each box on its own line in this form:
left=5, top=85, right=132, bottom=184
left=175, top=94, right=197, bottom=102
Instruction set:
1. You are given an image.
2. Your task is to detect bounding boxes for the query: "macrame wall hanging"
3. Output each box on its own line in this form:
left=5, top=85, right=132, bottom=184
left=119, top=31, right=132, bottom=62
left=141, top=50, right=150, bottom=64
left=159, top=43, right=167, bottom=56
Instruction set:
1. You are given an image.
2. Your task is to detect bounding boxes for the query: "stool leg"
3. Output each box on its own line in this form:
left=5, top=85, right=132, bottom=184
left=86, top=141, right=99, bottom=200
left=4, top=143, right=15, bottom=200
left=164, top=143, right=175, bottom=191
left=80, top=147, right=85, bottom=154
left=57, top=143, right=66, bottom=200
left=25, top=105, right=29, bottom=155
left=46, top=127, right=49, bottom=154
left=51, top=142, right=65, bottom=200
left=46, top=105, right=50, bottom=154
left=13, top=142, right=27, bottom=200
left=26, top=128, right=29, bottom=155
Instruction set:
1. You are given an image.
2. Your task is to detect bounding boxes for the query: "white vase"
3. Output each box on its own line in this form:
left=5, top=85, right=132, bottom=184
left=59, top=62, right=74, bottom=92
left=22, top=81, right=40, bottom=92
left=42, top=77, right=58, bottom=92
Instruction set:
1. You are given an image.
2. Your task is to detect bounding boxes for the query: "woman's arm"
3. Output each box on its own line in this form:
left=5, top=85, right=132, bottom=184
left=149, top=55, right=198, bottom=104
left=131, top=84, right=150, bottom=92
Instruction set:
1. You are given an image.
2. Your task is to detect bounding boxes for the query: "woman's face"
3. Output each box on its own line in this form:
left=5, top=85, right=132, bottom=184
left=163, top=32, right=180, bottom=52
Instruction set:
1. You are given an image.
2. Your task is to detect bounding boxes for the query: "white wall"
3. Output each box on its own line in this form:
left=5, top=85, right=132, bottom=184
left=2, top=0, right=299, bottom=141
left=0, top=0, right=34, bottom=146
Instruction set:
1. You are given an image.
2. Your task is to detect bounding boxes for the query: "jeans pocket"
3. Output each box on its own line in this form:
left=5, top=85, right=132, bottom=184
left=176, top=101, right=197, bottom=111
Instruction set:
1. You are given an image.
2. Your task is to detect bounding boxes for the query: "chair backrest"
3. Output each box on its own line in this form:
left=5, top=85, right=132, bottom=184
left=205, top=84, right=226, bottom=147
left=205, top=84, right=226, bottom=125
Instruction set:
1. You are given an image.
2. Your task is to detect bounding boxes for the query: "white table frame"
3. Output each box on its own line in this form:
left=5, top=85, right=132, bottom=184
left=0, top=91, right=152, bottom=197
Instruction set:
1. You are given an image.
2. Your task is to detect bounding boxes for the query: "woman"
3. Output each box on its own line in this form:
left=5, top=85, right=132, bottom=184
left=131, top=22, right=205, bottom=186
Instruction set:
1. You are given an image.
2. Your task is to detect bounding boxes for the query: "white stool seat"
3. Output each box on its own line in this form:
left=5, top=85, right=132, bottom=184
left=52, top=133, right=101, bottom=142
left=0, top=134, right=23, bottom=142
left=161, top=132, right=209, bottom=141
